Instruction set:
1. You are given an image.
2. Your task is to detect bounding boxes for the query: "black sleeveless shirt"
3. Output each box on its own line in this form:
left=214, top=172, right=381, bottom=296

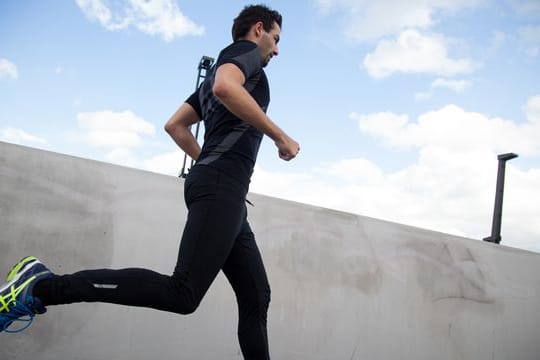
left=185, top=40, right=269, bottom=187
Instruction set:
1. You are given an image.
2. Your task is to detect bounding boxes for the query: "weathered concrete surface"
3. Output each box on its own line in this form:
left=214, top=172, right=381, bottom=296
left=1, top=140, right=540, bottom=360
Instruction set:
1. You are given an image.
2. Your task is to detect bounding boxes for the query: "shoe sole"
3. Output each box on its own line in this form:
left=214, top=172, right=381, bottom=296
left=6, top=256, right=39, bottom=282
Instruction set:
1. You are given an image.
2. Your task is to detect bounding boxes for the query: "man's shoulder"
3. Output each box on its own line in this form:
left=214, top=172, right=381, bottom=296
left=217, top=40, right=261, bottom=78
left=220, top=40, right=258, bottom=58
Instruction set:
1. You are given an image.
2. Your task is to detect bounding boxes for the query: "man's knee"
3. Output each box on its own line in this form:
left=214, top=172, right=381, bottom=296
left=177, top=300, right=199, bottom=315
left=170, top=273, right=201, bottom=315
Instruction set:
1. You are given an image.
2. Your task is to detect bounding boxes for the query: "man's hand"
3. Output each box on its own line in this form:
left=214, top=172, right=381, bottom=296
left=275, top=134, right=300, bottom=161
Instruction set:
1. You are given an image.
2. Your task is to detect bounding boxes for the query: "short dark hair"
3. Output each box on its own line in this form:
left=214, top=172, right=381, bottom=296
left=232, top=4, right=282, bottom=41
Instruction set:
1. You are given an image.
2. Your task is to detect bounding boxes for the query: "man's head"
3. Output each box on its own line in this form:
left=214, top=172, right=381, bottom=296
left=232, top=5, right=282, bottom=67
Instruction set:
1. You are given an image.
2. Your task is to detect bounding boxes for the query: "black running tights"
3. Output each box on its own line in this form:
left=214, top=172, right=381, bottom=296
left=34, top=165, right=271, bottom=360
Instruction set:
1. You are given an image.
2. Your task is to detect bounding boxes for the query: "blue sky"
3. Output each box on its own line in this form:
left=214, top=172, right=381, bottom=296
left=1, top=0, right=539, bottom=252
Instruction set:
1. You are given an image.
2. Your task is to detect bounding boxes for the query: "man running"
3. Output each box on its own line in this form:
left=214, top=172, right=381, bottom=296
left=0, top=5, right=299, bottom=359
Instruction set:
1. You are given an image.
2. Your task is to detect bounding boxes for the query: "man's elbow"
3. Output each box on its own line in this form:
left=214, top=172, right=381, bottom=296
left=164, top=118, right=186, bottom=136
left=212, top=80, right=232, bottom=101
left=164, top=119, right=176, bottom=135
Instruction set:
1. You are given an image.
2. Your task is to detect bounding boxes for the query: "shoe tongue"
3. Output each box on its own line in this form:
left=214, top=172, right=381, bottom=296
left=30, top=296, right=47, bottom=315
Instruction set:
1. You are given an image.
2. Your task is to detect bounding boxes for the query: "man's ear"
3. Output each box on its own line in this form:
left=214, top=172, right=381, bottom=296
left=254, top=21, right=264, bottom=37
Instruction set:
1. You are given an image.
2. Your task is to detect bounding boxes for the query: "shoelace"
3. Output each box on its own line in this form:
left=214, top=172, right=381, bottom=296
left=1, top=299, right=35, bottom=333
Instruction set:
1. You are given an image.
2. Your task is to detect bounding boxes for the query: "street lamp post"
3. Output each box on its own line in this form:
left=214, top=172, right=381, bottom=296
left=483, top=152, right=518, bottom=244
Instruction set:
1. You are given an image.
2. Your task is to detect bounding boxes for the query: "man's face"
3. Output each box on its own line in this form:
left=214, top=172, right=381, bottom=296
left=259, top=22, right=280, bottom=67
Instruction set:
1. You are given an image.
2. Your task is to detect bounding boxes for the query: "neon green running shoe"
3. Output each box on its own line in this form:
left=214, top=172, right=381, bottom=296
left=0, top=258, right=53, bottom=333
left=6, top=256, right=39, bottom=282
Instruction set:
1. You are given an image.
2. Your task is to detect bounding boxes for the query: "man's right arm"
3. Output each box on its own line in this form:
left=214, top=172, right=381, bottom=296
left=213, top=63, right=300, bottom=161
left=164, top=102, right=201, bottom=161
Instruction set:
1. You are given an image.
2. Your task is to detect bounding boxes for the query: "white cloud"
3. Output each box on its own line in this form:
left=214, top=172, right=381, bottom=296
left=323, top=158, right=384, bottom=183
left=487, top=30, right=506, bottom=56
left=143, top=150, right=185, bottom=176
left=414, top=78, right=471, bottom=101
left=76, top=0, right=114, bottom=27
left=355, top=112, right=411, bottom=143
left=75, top=0, right=204, bottom=41
left=431, top=78, right=471, bottom=92
left=0, top=58, right=19, bottom=79
left=518, top=25, right=540, bottom=57
left=525, top=95, right=540, bottom=123
left=98, top=148, right=189, bottom=176
left=77, top=110, right=155, bottom=148
left=315, top=0, right=484, bottom=42
left=249, top=97, right=540, bottom=252
left=363, top=30, right=478, bottom=78
left=104, top=147, right=142, bottom=168
left=415, top=91, right=433, bottom=101
left=71, top=109, right=188, bottom=172
left=0, top=128, right=47, bottom=146
left=354, top=100, right=540, bottom=156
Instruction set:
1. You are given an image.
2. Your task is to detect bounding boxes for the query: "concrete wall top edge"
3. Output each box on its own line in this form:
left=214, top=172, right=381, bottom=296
left=0, top=140, right=176, bottom=182
left=3, top=140, right=538, bottom=257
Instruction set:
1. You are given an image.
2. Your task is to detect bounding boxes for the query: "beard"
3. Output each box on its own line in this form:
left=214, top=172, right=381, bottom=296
left=262, top=54, right=272, bottom=68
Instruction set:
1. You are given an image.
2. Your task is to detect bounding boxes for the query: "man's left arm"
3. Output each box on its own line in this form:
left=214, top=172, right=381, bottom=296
left=213, top=63, right=299, bottom=161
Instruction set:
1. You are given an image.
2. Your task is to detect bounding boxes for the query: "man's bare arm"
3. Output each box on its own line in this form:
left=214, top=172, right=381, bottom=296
left=213, top=63, right=300, bottom=161
left=164, top=103, right=202, bottom=161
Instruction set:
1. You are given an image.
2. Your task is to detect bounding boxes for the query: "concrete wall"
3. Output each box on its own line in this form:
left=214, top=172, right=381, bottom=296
left=1, top=140, right=539, bottom=360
